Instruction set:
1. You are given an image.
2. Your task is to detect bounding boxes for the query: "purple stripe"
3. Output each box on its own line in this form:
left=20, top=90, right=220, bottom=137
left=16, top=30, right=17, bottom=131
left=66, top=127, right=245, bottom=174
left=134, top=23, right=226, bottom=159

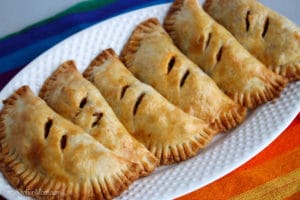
left=0, top=67, right=24, bottom=91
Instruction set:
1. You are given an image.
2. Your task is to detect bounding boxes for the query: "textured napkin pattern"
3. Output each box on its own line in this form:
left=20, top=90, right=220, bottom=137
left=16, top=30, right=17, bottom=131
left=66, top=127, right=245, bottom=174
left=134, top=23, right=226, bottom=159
left=0, top=0, right=299, bottom=199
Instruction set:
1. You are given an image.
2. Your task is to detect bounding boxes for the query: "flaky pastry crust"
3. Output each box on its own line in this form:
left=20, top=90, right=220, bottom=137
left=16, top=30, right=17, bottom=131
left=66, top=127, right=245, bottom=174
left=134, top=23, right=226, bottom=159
left=84, top=49, right=214, bottom=165
left=204, top=0, right=300, bottom=82
left=0, top=86, right=140, bottom=199
left=164, top=0, right=287, bottom=109
left=40, top=61, right=158, bottom=176
left=121, top=18, right=247, bottom=132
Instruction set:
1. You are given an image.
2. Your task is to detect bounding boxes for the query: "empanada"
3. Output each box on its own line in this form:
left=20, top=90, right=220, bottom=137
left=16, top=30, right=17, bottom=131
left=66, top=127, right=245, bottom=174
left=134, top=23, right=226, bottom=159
left=121, top=18, right=247, bottom=132
left=204, top=0, right=300, bottom=82
left=0, top=86, right=140, bottom=199
left=83, top=49, right=214, bottom=165
left=164, top=0, right=287, bottom=108
left=40, top=61, right=158, bottom=176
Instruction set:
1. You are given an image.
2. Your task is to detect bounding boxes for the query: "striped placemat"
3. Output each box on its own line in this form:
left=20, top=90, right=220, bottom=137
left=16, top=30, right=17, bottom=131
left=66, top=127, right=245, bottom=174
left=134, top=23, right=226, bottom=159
left=0, top=1, right=299, bottom=199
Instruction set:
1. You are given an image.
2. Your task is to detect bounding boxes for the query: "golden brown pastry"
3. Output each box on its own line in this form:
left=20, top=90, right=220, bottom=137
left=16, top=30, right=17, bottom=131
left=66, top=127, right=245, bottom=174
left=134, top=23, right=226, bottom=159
left=40, top=61, right=158, bottom=176
left=204, top=0, right=300, bottom=82
left=121, top=18, right=247, bottom=132
left=0, top=86, right=140, bottom=199
left=83, top=48, right=214, bottom=165
left=164, top=0, right=287, bottom=109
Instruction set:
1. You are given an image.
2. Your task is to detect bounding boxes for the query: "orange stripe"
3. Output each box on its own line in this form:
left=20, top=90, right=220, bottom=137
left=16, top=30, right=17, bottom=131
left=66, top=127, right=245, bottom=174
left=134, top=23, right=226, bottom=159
left=236, top=117, right=300, bottom=172
left=284, top=191, right=300, bottom=200
left=231, top=169, right=300, bottom=200
left=177, top=144, right=300, bottom=200
left=177, top=115, right=300, bottom=200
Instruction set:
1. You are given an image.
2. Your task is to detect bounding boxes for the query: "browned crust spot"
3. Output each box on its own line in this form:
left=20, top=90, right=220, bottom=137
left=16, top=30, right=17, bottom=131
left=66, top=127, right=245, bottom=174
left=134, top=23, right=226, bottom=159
left=147, top=127, right=213, bottom=165
left=120, top=18, right=161, bottom=68
left=203, top=0, right=213, bottom=13
left=163, top=0, right=185, bottom=45
left=212, top=104, right=247, bottom=133
left=228, top=74, right=288, bottom=109
left=83, top=48, right=117, bottom=81
left=275, top=62, right=300, bottom=82
left=39, top=60, right=77, bottom=99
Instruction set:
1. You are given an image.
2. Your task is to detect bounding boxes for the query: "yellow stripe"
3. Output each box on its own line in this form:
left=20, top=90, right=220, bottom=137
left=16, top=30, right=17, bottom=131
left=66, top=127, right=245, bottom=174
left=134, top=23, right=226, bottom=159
left=231, top=168, right=300, bottom=200
left=284, top=191, right=300, bottom=199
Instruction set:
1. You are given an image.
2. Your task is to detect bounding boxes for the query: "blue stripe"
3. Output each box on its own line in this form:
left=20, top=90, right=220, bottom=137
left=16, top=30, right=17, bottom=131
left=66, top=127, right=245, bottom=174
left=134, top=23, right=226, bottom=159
left=0, top=0, right=171, bottom=57
left=0, top=24, right=90, bottom=73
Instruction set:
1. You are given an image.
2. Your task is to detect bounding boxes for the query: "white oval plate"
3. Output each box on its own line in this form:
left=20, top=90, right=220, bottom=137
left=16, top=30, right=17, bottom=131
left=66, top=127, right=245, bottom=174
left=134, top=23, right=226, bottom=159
left=0, top=1, right=299, bottom=200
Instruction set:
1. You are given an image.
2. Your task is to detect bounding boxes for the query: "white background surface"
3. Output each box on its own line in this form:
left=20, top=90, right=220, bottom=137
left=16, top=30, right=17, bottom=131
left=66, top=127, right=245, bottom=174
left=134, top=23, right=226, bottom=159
left=0, top=0, right=82, bottom=38
left=0, top=1, right=299, bottom=200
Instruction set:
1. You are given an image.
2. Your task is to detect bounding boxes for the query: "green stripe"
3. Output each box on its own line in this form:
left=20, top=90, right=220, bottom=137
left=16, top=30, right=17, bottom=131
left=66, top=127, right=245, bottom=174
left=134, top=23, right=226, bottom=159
left=0, top=0, right=116, bottom=40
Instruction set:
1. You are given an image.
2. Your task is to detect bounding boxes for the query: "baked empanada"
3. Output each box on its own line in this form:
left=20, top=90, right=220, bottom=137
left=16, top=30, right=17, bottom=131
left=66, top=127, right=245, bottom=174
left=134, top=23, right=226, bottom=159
left=83, top=49, right=214, bottom=165
left=164, top=0, right=287, bottom=108
left=40, top=61, right=158, bottom=176
left=121, top=18, right=247, bottom=132
left=0, top=86, right=140, bottom=199
left=204, top=0, right=300, bottom=82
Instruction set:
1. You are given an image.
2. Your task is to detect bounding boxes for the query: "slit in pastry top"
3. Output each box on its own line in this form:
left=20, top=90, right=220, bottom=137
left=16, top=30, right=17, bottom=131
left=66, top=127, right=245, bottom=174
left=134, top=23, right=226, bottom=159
left=205, top=32, right=212, bottom=49
left=133, top=92, right=146, bottom=116
left=120, top=18, right=246, bottom=132
left=84, top=48, right=214, bottom=165
left=245, top=10, right=251, bottom=32
left=120, top=84, right=130, bottom=99
left=164, top=0, right=287, bottom=109
left=204, top=0, right=300, bottom=81
left=167, top=56, right=176, bottom=74
left=0, top=86, right=141, bottom=199
left=180, top=70, right=190, bottom=88
left=261, top=16, right=269, bottom=38
left=60, top=134, right=68, bottom=150
left=91, top=112, right=103, bottom=127
left=44, top=118, right=52, bottom=139
left=79, top=96, right=87, bottom=108
left=40, top=61, right=158, bottom=176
